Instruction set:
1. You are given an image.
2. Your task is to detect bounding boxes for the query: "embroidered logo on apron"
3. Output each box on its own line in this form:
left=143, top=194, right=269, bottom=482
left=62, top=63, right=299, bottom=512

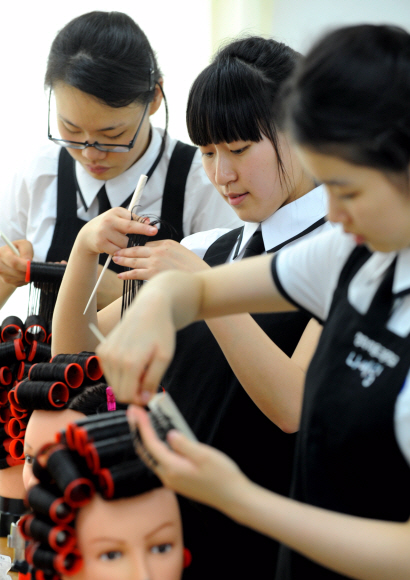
left=345, top=331, right=400, bottom=387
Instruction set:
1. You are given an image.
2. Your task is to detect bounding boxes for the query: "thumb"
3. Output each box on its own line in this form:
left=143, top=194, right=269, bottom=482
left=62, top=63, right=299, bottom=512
left=167, top=430, right=204, bottom=460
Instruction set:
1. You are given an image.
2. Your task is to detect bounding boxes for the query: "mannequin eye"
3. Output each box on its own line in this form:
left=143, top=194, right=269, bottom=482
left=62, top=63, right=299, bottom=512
left=24, top=454, right=33, bottom=465
left=100, top=550, right=122, bottom=561
left=150, top=543, right=172, bottom=554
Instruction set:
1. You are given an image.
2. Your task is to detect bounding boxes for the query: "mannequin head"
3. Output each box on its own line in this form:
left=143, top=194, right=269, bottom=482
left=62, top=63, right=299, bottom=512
left=23, top=412, right=185, bottom=580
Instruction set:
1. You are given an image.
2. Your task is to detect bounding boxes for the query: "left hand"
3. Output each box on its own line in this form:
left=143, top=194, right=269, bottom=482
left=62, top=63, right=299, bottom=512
left=127, top=405, right=248, bottom=512
left=112, top=239, right=210, bottom=281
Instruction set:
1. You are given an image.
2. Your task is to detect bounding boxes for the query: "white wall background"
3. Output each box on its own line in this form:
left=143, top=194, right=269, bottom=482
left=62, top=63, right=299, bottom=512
left=271, top=0, right=410, bottom=53
left=1, top=0, right=409, bottom=320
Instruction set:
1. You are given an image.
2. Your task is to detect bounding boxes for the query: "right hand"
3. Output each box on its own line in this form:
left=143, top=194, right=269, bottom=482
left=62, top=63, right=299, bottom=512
left=128, top=405, right=248, bottom=512
left=77, top=207, right=158, bottom=258
left=0, top=239, right=33, bottom=286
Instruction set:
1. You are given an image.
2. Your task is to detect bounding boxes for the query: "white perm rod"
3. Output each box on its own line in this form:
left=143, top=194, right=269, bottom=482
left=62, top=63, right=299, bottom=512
left=83, top=174, right=148, bottom=315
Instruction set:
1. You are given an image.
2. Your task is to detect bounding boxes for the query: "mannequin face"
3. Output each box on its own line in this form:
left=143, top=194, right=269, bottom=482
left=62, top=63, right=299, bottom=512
left=199, top=133, right=313, bottom=223
left=296, top=145, right=410, bottom=253
left=52, top=82, right=162, bottom=180
left=23, top=409, right=85, bottom=490
left=65, top=488, right=183, bottom=580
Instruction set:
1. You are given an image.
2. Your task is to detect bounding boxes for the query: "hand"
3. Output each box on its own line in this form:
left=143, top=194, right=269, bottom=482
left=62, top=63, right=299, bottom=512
left=113, top=239, right=210, bottom=281
left=0, top=239, right=33, bottom=286
left=96, top=289, right=176, bottom=405
left=127, top=405, right=248, bottom=512
left=77, top=208, right=158, bottom=257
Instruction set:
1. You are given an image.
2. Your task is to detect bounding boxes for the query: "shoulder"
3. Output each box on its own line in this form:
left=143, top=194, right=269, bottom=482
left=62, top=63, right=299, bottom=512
left=181, top=228, right=234, bottom=259
left=20, top=141, right=60, bottom=184
left=272, top=226, right=357, bottom=322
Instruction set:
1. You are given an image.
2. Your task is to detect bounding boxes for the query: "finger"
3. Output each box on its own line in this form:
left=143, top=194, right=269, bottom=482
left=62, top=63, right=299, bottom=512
left=139, top=354, right=169, bottom=399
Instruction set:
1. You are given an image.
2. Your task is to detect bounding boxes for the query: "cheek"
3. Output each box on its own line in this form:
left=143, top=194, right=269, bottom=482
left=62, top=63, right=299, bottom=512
left=22, top=462, right=32, bottom=491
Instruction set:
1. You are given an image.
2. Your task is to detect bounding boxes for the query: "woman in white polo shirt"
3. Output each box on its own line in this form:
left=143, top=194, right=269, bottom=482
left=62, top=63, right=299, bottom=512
left=98, top=24, right=410, bottom=580
left=0, top=10, right=240, bottom=310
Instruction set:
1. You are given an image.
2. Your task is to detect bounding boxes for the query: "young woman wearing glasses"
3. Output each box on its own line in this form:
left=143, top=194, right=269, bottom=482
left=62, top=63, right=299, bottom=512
left=0, top=10, right=240, bottom=311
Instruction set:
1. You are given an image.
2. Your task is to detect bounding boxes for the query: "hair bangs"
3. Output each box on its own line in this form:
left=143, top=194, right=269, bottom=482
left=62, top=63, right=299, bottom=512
left=187, top=60, right=272, bottom=146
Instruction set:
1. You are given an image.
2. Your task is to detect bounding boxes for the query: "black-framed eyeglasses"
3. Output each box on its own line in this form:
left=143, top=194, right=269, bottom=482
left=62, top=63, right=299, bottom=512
left=47, top=90, right=149, bottom=153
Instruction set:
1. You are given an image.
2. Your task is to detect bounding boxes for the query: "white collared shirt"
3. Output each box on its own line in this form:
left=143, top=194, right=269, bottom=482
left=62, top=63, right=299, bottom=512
left=182, top=184, right=332, bottom=260
left=273, top=225, right=410, bottom=466
left=0, top=127, right=242, bottom=261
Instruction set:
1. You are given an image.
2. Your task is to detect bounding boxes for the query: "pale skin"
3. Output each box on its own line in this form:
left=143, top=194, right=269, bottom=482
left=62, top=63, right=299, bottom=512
left=62, top=488, right=184, bottom=580
left=53, top=133, right=321, bottom=431
left=0, top=80, right=163, bottom=309
left=93, top=147, right=410, bottom=579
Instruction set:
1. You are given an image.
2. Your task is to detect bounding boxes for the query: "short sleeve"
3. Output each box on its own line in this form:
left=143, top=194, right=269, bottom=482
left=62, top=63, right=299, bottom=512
left=395, top=373, right=410, bottom=466
left=271, top=226, right=356, bottom=322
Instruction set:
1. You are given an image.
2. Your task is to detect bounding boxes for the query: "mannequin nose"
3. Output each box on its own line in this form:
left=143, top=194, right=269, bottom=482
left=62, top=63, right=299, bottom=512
left=129, top=554, right=150, bottom=580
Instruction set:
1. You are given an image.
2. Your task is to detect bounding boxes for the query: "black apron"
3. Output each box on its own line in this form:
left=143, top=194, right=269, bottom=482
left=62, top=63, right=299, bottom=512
left=46, top=142, right=197, bottom=272
left=276, top=245, right=410, bottom=580
left=164, top=218, right=325, bottom=580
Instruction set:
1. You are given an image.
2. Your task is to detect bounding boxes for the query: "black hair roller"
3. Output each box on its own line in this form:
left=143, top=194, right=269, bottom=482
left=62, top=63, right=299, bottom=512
left=7, top=417, right=26, bottom=439
left=8, top=437, right=25, bottom=460
left=0, top=339, right=26, bottom=365
left=0, top=455, right=23, bottom=469
left=27, top=484, right=75, bottom=525
left=29, top=363, right=84, bottom=390
left=27, top=340, right=51, bottom=364
left=1, top=316, right=24, bottom=341
left=28, top=341, right=52, bottom=363
left=68, top=412, right=130, bottom=454
left=46, top=320, right=52, bottom=345
left=33, top=569, right=61, bottom=580
left=26, top=262, right=66, bottom=325
left=99, top=458, right=162, bottom=500
left=51, top=352, right=103, bottom=382
left=46, top=446, right=95, bottom=508
left=0, top=366, right=12, bottom=386
left=19, top=514, right=75, bottom=553
left=14, top=380, right=69, bottom=409
left=85, top=432, right=135, bottom=473
left=15, top=361, right=31, bottom=382
left=25, top=315, right=47, bottom=345
left=26, top=543, right=82, bottom=576
left=0, top=388, right=9, bottom=407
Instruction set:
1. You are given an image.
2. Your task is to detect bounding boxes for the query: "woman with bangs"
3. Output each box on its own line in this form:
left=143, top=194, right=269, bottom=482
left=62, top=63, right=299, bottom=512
left=53, top=36, right=331, bottom=579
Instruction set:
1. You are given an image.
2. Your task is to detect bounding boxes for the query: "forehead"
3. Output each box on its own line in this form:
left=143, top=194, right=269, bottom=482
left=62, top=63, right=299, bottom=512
left=76, top=488, right=181, bottom=547
left=25, top=409, right=85, bottom=452
left=295, top=145, right=384, bottom=188
left=53, top=82, right=143, bottom=129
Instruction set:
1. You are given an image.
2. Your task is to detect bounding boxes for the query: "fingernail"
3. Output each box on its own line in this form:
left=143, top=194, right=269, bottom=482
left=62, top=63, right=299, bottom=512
left=112, top=256, right=118, bottom=262
left=141, top=390, right=152, bottom=404
left=148, top=226, right=157, bottom=233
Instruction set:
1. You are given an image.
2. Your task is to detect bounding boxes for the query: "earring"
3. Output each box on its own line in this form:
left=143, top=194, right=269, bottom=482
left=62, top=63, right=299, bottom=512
left=183, top=547, right=192, bottom=568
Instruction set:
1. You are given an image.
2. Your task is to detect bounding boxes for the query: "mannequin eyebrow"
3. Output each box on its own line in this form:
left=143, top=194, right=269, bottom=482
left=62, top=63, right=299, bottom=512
left=58, top=115, right=126, bottom=131
left=323, top=178, right=352, bottom=186
left=145, top=521, right=175, bottom=539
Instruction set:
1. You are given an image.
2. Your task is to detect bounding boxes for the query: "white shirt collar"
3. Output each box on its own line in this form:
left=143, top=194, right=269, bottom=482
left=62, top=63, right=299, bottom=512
left=394, top=247, right=410, bottom=295
left=75, top=126, right=163, bottom=209
left=238, top=184, right=327, bottom=255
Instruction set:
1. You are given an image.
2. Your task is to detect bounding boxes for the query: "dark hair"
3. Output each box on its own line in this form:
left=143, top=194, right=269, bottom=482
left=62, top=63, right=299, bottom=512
left=186, top=36, right=300, bottom=183
left=45, top=11, right=161, bottom=108
left=286, top=24, right=410, bottom=174
left=68, top=383, right=127, bottom=415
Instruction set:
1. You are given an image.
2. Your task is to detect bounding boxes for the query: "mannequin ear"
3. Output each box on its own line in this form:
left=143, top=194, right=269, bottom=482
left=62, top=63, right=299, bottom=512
left=183, top=547, right=192, bottom=568
left=149, top=78, right=164, bottom=116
